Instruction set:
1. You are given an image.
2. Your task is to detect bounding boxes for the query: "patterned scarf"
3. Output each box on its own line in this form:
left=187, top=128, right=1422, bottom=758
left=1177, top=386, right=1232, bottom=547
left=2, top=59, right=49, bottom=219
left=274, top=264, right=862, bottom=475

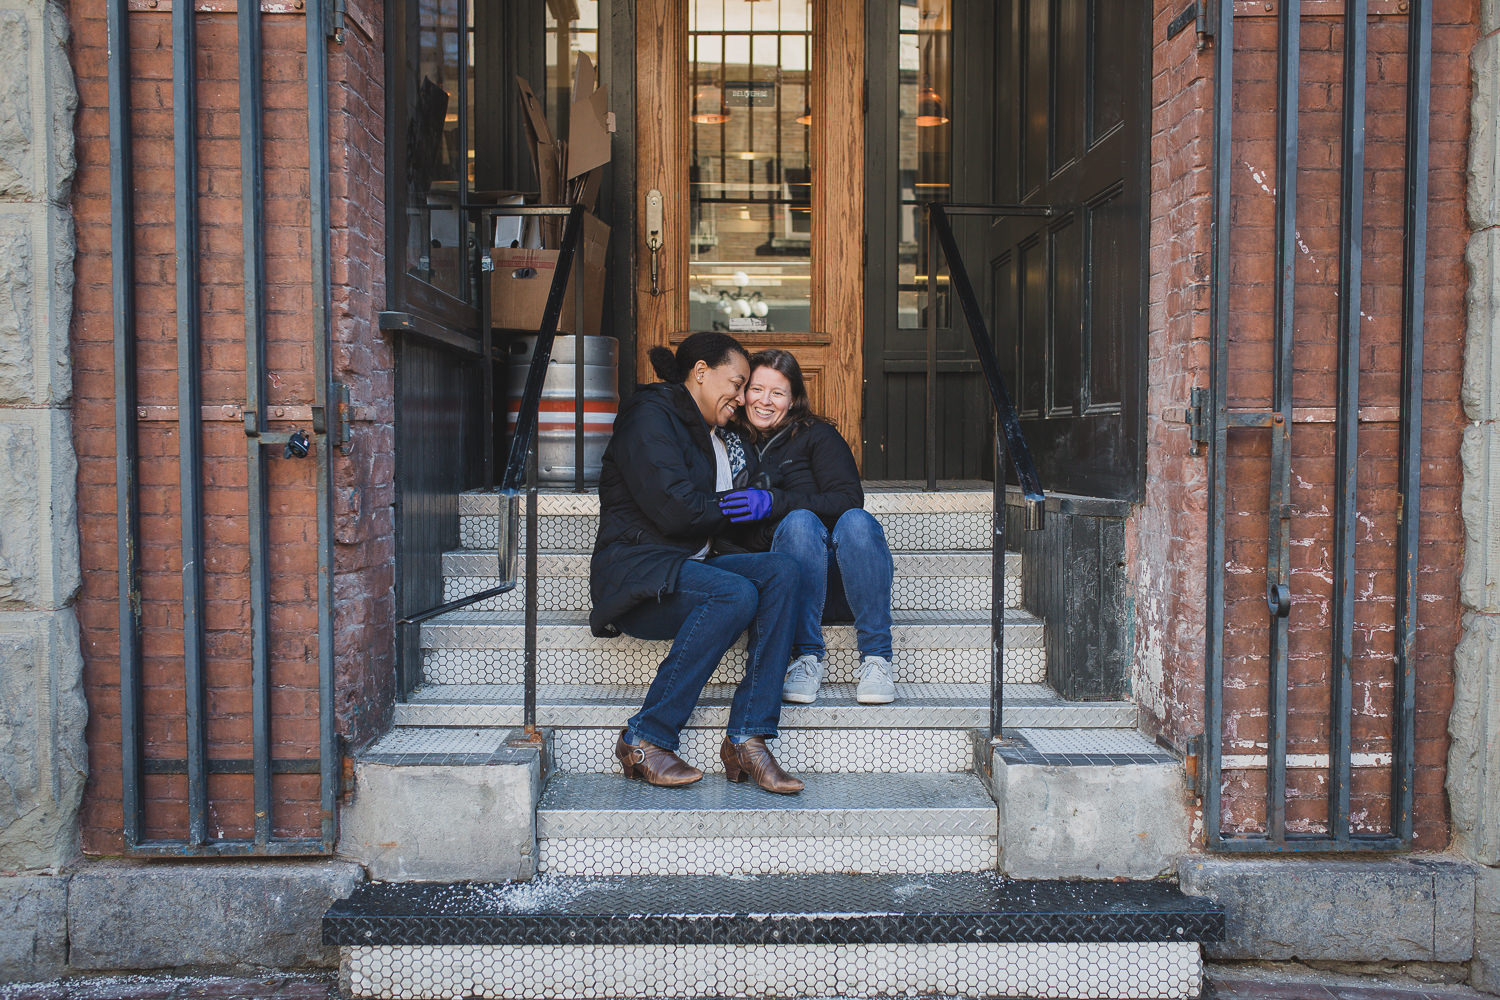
left=719, top=428, right=747, bottom=483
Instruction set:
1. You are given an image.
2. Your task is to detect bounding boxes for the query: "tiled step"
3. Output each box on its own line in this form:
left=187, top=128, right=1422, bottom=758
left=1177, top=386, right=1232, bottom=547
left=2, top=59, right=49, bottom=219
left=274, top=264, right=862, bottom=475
left=420, top=609, right=1047, bottom=687
left=459, top=485, right=1002, bottom=552
left=395, top=681, right=1134, bottom=730
left=536, top=771, right=997, bottom=876
left=323, top=872, right=1224, bottom=999
left=443, top=548, right=1023, bottom=612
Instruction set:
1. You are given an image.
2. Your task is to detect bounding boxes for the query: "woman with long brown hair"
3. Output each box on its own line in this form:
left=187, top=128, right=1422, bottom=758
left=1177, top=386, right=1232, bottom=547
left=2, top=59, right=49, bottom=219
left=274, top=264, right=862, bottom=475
left=730, top=349, right=897, bottom=705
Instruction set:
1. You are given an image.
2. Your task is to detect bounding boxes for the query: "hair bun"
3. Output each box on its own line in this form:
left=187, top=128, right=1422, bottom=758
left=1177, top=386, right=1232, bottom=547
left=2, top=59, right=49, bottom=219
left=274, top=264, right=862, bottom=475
left=647, top=346, right=681, bottom=382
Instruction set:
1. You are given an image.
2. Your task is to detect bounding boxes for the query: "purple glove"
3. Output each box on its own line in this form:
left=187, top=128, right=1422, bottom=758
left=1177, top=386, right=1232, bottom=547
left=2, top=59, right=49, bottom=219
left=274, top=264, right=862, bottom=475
left=719, top=489, right=773, bottom=523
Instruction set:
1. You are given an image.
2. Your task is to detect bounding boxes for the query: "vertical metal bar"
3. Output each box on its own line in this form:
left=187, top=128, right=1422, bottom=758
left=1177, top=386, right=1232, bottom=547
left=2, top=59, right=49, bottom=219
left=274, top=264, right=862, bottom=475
left=990, top=435, right=1006, bottom=739
left=1264, top=0, right=1300, bottom=845
left=1393, top=0, right=1431, bottom=847
left=239, top=0, right=272, bottom=848
left=575, top=235, right=587, bottom=493
left=481, top=207, right=495, bottom=491
left=925, top=205, right=938, bottom=492
left=108, top=0, right=145, bottom=849
left=1204, top=0, right=1235, bottom=848
left=1329, top=0, right=1367, bottom=846
left=173, top=0, right=209, bottom=847
left=525, top=443, right=540, bottom=735
left=306, top=0, right=339, bottom=851
left=483, top=323, right=495, bottom=489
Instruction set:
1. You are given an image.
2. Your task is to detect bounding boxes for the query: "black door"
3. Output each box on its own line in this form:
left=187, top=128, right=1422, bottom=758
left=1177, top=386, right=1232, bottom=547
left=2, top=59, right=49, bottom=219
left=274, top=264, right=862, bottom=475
left=991, top=0, right=1149, bottom=499
left=863, top=0, right=998, bottom=481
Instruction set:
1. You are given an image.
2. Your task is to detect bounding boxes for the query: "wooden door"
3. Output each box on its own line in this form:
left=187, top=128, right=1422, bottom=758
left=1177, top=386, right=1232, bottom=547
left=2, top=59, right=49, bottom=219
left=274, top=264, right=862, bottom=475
left=635, top=0, right=865, bottom=445
left=991, top=0, right=1150, bottom=499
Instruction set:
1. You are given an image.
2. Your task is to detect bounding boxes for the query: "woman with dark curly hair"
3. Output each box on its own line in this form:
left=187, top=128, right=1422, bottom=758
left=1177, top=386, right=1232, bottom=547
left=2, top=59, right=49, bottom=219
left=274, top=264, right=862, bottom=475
left=589, top=332, right=805, bottom=794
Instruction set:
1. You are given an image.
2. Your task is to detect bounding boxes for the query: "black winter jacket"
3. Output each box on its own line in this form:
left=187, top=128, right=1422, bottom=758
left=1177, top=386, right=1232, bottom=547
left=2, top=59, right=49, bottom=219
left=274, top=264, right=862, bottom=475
left=729, top=419, right=863, bottom=552
left=588, top=382, right=761, bottom=636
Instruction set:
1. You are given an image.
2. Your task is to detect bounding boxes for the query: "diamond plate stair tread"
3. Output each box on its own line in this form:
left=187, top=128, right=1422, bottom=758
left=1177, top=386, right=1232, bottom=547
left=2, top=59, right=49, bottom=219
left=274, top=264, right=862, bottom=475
left=392, top=682, right=1138, bottom=730
left=537, top=772, right=996, bottom=838
left=322, top=871, right=1225, bottom=946
left=443, top=549, right=1021, bottom=578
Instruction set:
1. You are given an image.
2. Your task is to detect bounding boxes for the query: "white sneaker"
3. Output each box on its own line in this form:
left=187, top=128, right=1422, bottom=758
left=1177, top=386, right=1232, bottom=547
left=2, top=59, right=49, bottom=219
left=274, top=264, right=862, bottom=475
left=856, top=656, right=896, bottom=704
left=782, top=654, right=825, bottom=704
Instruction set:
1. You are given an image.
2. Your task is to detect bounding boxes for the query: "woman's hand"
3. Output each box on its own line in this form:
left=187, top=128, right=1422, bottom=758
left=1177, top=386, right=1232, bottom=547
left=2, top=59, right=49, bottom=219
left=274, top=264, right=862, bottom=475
left=719, top=489, right=774, bottom=523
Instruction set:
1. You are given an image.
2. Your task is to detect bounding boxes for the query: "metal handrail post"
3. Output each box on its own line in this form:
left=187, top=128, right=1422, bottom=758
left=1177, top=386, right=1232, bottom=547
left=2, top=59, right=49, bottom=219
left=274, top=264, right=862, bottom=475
left=524, top=440, right=540, bottom=737
left=574, top=232, right=587, bottom=493
left=925, top=205, right=939, bottom=492
left=991, top=433, right=1007, bottom=740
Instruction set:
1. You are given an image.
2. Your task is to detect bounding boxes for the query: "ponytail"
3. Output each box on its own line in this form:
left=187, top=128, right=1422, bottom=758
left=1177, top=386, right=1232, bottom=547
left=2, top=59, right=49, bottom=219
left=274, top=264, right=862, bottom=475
left=649, top=332, right=749, bottom=384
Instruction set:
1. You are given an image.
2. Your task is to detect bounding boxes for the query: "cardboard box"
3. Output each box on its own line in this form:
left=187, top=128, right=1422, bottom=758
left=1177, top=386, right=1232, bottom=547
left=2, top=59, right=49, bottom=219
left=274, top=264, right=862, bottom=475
left=490, top=212, right=610, bottom=336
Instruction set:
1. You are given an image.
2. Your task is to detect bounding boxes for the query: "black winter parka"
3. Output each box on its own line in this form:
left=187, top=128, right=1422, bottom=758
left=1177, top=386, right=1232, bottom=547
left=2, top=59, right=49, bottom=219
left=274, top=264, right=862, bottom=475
left=728, top=419, right=863, bottom=552
left=588, top=381, right=761, bottom=636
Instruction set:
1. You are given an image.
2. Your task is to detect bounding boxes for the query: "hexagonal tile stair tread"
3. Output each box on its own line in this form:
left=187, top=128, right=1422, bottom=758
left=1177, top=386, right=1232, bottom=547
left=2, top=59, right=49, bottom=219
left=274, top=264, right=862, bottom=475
left=537, top=771, right=997, bottom=839
left=393, top=682, right=1137, bottom=730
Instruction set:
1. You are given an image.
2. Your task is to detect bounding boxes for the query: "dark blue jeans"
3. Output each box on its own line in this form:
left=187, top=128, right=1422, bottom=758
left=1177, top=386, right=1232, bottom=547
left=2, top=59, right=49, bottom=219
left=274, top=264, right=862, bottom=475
left=616, top=551, right=800, bottom=751
left=771, top=508, right=894, bottom=660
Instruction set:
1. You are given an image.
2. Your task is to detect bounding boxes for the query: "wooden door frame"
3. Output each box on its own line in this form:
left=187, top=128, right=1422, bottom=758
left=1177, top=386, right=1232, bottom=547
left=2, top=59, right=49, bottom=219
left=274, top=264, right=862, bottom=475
left=634, top=0, right=865, bottom=447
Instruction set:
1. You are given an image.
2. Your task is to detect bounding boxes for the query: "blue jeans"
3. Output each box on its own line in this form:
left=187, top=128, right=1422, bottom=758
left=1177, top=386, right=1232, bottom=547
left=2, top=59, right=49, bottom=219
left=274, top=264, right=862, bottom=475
left=770, top=509, right=894, bottom=660
left=615, top=552, right=799, bottom=750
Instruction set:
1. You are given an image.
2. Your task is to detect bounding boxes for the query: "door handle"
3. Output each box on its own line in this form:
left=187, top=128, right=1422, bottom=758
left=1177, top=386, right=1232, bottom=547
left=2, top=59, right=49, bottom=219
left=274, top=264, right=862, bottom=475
left=645, top=189, right=664, bottom=297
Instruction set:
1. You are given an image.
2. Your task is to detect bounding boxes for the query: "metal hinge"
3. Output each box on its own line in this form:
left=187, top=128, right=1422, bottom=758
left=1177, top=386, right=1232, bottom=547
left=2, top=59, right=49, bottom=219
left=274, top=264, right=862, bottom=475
left=1163, top=386, right=1210, bottom=456
left=1184, top=733, right=1205, bottom=797
left=328, top=0, right=345, bottom=42
left=311, top=382, right=353, bottom=454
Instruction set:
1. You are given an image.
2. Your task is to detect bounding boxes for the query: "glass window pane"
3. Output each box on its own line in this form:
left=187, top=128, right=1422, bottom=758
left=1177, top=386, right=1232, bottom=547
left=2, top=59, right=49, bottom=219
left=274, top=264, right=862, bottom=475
left=897, top=0, right=951, bottom=329
left=688, top=0, right=813, bottom=335
left=406, top=0, right=466, bottom=299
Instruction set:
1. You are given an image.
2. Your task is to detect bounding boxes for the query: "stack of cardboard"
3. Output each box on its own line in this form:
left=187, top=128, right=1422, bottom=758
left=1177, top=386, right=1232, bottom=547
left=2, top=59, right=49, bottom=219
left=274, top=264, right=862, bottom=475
left=491, top=56, right=613, bottom=337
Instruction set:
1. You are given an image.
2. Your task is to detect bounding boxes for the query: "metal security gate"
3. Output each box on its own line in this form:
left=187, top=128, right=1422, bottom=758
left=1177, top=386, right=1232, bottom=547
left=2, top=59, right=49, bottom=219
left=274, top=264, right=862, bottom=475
left=107, top=0, right=341, bottom=855
left=1204, top=0, right=1432, bottom=851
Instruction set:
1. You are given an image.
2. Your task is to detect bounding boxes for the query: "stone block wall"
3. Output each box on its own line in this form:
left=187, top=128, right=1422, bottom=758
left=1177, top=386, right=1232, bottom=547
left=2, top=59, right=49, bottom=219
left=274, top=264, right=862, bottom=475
left=1457, top=3, right=1500, bottom=991
left=1136, top=3, right=1474, bottom=850
left=0, top=0, right=85, bottom=873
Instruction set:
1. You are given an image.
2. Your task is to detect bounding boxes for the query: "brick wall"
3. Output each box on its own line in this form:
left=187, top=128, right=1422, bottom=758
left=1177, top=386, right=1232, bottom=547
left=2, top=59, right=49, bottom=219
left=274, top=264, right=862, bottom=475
left=1135, top=3, right=1472, bottom=849
left=68, top=4, right=390, bottom=852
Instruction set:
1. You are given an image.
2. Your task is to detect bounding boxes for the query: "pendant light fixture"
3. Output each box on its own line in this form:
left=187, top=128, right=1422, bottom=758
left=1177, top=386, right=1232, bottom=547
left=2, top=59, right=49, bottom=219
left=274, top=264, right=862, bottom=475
left=915, top=39, right=949, bottom=127
left=691, top=78, right=731, bottom=125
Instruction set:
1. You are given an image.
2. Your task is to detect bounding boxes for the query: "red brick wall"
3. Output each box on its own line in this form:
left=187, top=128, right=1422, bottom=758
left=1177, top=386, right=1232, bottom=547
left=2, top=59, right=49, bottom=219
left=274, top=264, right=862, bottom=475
left=1135, top=3, right=1472, bottom=849
left=68, top=5, right=390, bottom=853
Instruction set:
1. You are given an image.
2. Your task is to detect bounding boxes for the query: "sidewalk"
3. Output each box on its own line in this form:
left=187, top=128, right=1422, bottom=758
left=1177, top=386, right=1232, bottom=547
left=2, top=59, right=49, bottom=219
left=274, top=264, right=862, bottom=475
left=0, top=969, right=1491, bottom=999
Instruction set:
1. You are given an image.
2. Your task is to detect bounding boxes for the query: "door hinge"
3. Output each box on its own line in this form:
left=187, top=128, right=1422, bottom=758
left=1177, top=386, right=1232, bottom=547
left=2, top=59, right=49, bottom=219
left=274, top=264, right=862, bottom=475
left=328, top=0, right=345, bottom=42
left=1184, top=733, right=1205, bottom=797
left=311, top=382, right=353, bottom=454
left=1163, top=386, right=1210, bottom=456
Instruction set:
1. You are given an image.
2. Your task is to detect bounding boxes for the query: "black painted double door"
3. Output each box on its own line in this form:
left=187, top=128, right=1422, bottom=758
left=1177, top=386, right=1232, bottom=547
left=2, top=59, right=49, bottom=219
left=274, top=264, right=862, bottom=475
left=863, top=0, right=1149, bottom=499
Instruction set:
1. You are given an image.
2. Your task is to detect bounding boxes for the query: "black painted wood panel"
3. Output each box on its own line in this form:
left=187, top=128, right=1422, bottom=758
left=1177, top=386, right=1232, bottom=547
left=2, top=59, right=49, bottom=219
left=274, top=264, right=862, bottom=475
left=395, top=337, right=486, bottom=697
left=993, top=0, right=1149, bottom=500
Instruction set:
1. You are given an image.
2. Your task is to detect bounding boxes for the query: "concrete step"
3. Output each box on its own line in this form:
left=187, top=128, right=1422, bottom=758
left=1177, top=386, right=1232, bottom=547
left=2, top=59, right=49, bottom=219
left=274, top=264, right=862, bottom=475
left=323, top=872, right=1224, bottom=999
left=536, top=771, right=997, bottom=876
left=442, top=548, right=1023, bottom=612
left=459, top=484, right=1002, bottom=552
left=393, top=682, right=1136, bottom=775
left=419, top=609, right=1046, bottom=687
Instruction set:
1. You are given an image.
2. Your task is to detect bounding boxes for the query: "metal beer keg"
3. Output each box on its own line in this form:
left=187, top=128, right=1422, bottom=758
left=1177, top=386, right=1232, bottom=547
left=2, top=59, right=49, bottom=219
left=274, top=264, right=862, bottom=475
left=506, top=335, right=619, bottom=485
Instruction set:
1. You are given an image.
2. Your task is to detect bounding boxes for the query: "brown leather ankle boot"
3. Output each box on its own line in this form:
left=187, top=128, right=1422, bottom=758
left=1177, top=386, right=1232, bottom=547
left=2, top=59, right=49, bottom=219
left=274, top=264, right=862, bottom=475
left=720, top=735, right=804, bottom=794
left=616, top=729, right=703, bottom=786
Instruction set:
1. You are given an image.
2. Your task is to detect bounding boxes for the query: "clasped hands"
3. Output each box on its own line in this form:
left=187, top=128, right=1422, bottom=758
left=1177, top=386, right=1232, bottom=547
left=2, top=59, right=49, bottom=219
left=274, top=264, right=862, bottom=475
left=719, top=489, right=773, bottom=523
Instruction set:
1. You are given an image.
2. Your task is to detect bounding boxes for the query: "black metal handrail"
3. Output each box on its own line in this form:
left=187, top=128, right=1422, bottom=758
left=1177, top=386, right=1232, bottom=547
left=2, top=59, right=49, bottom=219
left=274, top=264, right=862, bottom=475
left=922, top=202, right=1049, bottom=740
